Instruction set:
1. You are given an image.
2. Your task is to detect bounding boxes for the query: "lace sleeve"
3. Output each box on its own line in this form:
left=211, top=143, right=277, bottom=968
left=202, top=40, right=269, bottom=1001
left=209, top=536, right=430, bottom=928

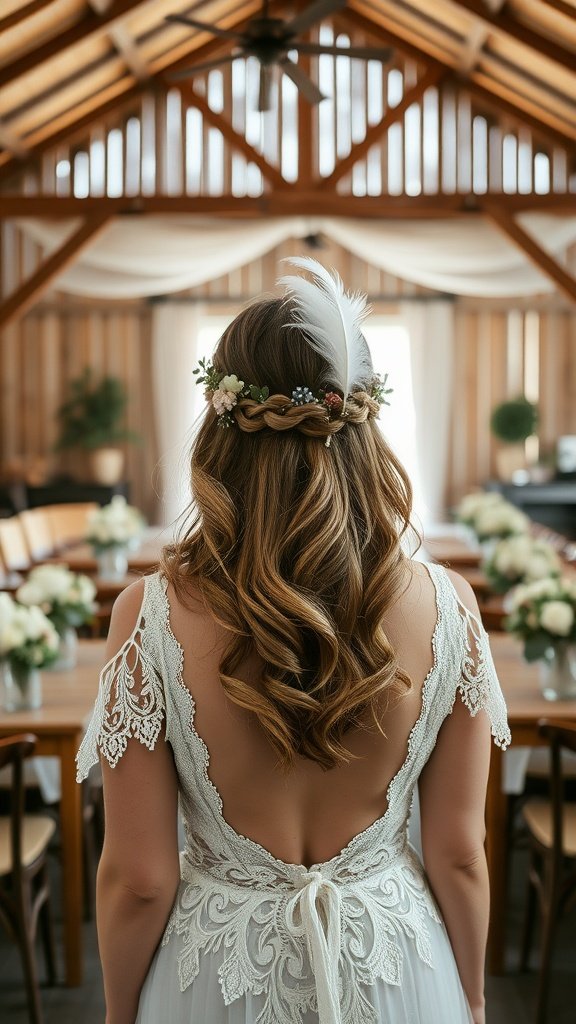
left=457, top=603, right=512, bottom=751
left=76, top=590, right=165, bottom=782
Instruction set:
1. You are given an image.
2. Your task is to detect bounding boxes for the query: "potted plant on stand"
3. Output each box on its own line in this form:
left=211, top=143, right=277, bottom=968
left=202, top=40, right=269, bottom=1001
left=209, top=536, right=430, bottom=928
left=490, top=396, right=538, bottom=482
left=55, top=369, right=139, bottom=484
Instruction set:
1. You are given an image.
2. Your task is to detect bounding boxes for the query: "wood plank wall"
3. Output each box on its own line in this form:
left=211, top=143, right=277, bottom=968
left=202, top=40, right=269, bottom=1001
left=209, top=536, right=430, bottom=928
left=1, top=221, right=575, bottom=520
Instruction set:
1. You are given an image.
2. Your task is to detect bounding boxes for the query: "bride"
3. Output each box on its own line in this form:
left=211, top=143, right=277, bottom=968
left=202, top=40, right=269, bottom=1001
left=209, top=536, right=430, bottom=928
left=77, top=258, right=510, bottom=1024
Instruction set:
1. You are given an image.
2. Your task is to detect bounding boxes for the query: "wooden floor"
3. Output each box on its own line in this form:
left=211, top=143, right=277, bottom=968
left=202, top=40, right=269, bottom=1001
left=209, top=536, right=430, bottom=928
left=0, top=845, right=574, bottom=1023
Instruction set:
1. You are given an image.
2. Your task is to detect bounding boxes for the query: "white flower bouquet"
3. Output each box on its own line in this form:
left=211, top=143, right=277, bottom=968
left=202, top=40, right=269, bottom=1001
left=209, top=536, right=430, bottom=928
left=16, top=564, right=98, bottom=635
left=484, top=536, right=561, bottom=595
left=506, top=577, right=576, bottom=662
left=456, top=491, right=529, bottom=542
left=0, top=591, right=60, bottom=671
left=86, top=495, right=146, bottom=551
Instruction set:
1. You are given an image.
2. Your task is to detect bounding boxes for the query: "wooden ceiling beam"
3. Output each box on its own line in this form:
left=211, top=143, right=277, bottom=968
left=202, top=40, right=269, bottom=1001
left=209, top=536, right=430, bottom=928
left=319, top=65, right=445, bottom=189
left=0, top=0, right=158, bottom=91
left=87, top=0, right=149, bottom=81
left=0, top=5, right=259, bottom=185
left=0, top=120, right=29, bottom=159
left=483, top=204, right=576, bottom=305
left=539, top=0, right=576, bottom=19
left=0, top=0, right=56, bottom=35
left=448, top=0, right=576, bottom=73
left=343, top=8, right=576, bottom=154
left=1, top=193, right=575, bottom=218
left=173, top=84, right=286, bottom=190
left=108, top=23, right=150, bottom=82
left=0, top=213, right=112, bottom=330
left=458, top=22, right=489, bottom=73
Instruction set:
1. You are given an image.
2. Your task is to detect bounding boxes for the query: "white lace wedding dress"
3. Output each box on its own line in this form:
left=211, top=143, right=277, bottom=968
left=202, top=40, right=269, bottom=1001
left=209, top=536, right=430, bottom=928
left=77, top=564, right=511, bottom=1024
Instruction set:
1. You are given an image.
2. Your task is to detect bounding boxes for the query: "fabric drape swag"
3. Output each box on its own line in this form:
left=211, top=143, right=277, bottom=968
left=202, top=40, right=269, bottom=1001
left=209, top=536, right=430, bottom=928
left=16, top=214, right=576, bottom=298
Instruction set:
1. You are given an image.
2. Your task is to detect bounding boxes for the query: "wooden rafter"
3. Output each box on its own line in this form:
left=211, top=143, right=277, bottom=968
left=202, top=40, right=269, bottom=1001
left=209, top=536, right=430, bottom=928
left=0, top=2, right=260, bottom=185
left=458, top=22, right=489, bottom=73
left=449, top=0, right=576, bottom=74
left=87, top=0, right=149, bottom=80
left=540, top=0, right=576, bottom=19
left=0, top=0, right=157, bottom=92
left=0, top=194, right=575, bottom=219
left=0, top=0, right=55, bottom=35
left=174, top=84, right=286, bottom=190
left=0, top=121, right=29, bottom=159
left=343, top=7, right=576, bottom=153
left=483, top=204, right=576, bottom=305
left=318, top=65, right=445, bottom=189
left=0, top=214, right=112, bottom=330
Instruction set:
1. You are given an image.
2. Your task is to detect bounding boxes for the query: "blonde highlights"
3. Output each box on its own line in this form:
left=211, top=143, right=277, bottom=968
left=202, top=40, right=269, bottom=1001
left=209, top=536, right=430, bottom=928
left=162, top=298, right=413, bottom=770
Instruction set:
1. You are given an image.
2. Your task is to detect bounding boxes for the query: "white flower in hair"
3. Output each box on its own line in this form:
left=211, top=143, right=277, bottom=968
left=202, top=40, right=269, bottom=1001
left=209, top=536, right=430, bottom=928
left=219, top=374, right=244, bottom=393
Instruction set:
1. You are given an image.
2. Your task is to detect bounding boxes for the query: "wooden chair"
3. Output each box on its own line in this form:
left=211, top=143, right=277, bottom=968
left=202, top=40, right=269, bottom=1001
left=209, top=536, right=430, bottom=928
left=19, top=509, right=56, bottom=562
left=0, top=517, right=31, bottom=575
left=520, top=720, right=576, bottom=1023
left=43, top=502, right=98, bottom=551
left=0, top=734, right=58, bottom=1024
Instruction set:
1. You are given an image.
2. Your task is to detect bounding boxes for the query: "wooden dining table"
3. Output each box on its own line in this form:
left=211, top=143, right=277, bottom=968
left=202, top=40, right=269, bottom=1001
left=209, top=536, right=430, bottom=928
left=487, top=633, right=576, bottom=973
left=53, top=526, right=168, bottom=576
left=0, top=641, right=105, bottom=987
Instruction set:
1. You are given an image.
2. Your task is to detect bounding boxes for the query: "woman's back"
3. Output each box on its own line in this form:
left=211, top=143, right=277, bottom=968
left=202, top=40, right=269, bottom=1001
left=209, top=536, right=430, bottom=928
left=165, top=559, right=438, bottom=868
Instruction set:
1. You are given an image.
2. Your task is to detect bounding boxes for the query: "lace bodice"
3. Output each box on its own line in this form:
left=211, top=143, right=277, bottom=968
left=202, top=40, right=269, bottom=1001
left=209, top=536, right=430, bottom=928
left=77, top=565, right=510, bottom=1024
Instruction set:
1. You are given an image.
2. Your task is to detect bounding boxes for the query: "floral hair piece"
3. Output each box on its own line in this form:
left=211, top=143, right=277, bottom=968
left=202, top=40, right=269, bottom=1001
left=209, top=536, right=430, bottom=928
left=193, top=358, right=392, bottom=445
left=194, top=257, right=392, bottom=446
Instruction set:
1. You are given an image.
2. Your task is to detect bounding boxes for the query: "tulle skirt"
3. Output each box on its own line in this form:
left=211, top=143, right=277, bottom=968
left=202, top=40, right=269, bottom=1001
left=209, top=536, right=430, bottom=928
left=136, top=913, right=473, bottom=1024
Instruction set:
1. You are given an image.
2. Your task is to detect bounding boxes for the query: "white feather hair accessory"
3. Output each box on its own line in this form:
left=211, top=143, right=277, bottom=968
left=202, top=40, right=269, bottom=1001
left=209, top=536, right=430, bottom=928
left=278, top=256, right=373, bottom=397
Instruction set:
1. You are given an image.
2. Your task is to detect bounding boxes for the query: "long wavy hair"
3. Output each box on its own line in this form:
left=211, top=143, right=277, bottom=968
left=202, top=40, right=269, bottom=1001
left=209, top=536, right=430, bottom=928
left=162, top=297, right=414, bottom=770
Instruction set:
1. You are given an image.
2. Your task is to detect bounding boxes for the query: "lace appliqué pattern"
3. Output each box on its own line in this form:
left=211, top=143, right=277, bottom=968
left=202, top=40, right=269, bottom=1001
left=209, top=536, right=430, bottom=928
left=457, top=603, right=511, bottom=751
left=76, top=581, right=165, bottom=781
left=163, top=850, right=442, bottom=1024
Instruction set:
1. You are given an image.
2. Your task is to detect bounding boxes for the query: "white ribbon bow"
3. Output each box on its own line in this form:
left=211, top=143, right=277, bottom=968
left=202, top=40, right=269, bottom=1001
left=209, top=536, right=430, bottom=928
left=285, top=869, right=342, bottom=1024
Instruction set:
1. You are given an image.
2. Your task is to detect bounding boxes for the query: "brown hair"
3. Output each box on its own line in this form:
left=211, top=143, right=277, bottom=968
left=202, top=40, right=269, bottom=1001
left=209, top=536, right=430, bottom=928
left=162, top=297, right=413, bottom=770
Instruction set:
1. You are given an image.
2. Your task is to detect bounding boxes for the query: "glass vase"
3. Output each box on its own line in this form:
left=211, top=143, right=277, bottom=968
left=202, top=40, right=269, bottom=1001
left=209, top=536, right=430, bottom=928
left=50, top=626, right=78, bottom=671
left=539, top=643, right=576, bottom=701
left=1, top=662, right=42, bottom=712
left=95, top=546, right=128, bottom=581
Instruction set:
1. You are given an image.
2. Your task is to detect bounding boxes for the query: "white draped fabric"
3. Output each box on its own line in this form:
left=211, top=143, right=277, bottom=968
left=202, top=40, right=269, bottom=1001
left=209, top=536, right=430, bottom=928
left=151, top=303, right=206, bottom=527
left=17, top=213, right=576, bottom=298
left=403, top=300, right=455, bottom=526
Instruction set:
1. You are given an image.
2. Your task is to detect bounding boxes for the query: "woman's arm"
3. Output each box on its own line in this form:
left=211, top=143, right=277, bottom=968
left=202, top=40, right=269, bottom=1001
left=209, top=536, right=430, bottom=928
left=96, top=583, right=180, bottom=1024
left=418, top=575, right=492, bottom=1024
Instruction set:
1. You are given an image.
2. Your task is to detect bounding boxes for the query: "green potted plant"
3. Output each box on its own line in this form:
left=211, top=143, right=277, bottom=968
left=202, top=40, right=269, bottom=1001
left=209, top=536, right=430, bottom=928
left=490, top=396, right=538, bottom=482
left=55, top=370, right=139, bottom=484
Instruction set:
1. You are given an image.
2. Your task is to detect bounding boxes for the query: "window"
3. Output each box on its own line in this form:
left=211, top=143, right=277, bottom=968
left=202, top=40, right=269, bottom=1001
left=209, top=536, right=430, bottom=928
left=363, top=317, right=422, bottom=515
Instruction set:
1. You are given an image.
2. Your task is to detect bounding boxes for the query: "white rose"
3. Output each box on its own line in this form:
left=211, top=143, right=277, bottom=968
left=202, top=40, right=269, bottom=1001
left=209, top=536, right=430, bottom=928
left=540, top=601, right=574, bottom=637
left=29, top=564, right=73, bottom=600
left=219, top=374, right=244, bottom=394
left=525, top=554, right=556, bottom=581
left=0, top=621, right=26, bottom=654
left=16, top=580, right=48, bottom=607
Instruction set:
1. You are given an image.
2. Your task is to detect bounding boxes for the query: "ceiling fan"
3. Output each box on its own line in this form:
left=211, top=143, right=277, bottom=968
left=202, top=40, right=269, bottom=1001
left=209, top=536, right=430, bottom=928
left=165, top=0, right=393, bottom=111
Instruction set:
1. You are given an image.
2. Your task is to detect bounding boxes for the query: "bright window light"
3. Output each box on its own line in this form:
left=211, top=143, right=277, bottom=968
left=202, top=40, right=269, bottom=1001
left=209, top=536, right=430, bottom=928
left=363, top=317, right=423, bottom=520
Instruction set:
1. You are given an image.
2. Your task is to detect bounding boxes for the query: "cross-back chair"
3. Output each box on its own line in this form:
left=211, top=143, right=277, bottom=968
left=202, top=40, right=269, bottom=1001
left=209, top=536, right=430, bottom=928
left=520, top=720, right=576, bottom=1024
left=18, top=509, right=56, bottom=563
left=0, top=734, right=58, bottom=1024
left=0, top=517, right=31, bottom=576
